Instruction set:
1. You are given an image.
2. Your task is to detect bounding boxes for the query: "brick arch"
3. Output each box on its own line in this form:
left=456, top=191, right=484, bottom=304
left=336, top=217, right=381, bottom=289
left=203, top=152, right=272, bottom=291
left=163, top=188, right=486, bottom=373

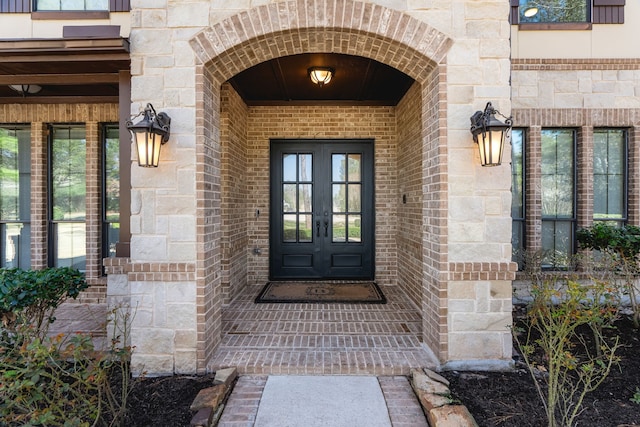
left=190, top=0, right=451, bottom=83
left=191, top=0, right=452, bottom=370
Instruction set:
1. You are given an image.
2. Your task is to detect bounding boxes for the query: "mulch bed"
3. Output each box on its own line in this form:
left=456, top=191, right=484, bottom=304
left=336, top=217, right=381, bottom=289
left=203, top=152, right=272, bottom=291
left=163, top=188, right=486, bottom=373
left=443, top=311, right=640, bottom=427
left=120, top=310, right=640, bottom=427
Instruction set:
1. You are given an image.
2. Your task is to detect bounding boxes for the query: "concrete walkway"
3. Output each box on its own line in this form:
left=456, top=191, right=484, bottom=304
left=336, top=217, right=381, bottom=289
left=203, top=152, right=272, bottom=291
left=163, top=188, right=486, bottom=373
left=218, top=375, right=429, bottom=427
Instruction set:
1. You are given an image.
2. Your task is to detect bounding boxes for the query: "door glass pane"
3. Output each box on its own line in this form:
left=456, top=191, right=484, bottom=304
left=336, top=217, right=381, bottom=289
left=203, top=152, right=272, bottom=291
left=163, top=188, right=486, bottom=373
left=332, top=214, right=346, bottom=242
left=332, top=154, right=346, bottom=181
left=299, top=154, right=312, bottom=182
left=283, top=154, right=296, bottom=181
left=283, top=184, right=296, bottom=212
left=349, top=184, right=361, bottom=212
left=299, top=214, right=312, bottom=242
left=283, top=214, right=297, bottom=242
left=298, top=184, right=312, bottom=212
left=332, top=184, right=346, bottom=212
left=347, top=154, right=361, bottom=181
left=348, top=215, right=361, bottom=242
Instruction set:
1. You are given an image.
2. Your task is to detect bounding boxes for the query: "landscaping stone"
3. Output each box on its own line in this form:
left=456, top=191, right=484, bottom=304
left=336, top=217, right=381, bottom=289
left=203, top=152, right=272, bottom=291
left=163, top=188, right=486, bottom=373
left=415, top=389, right=453, bottom=411
left=190, top=407, right=213, bottom=427
left=189, top=385, right=227, bottom=412
left=428, top=405, right=478, bottom=427
left=213, top=367, right=237, bottom=387
left=410, top=368, right=479, bottom=427
left=411, top=368, right=449, bottom=395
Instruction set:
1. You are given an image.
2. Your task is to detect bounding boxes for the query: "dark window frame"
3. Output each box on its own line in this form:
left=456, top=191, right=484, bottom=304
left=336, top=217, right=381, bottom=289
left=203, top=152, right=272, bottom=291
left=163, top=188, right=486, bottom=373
left=593, top=128, right=628, bottom=226
left=511, top=128, right=526, bottom=269
left=47, top=124, right=87, bottom=271
left=101, top=123, right=119, bottom=269
left=0, top=0, right=129, bottom=13
left=0, top=124, right=31, bottom=269
left=540, top=128, right=577, bottom=269
left=510, top=0, right=625, bottom=27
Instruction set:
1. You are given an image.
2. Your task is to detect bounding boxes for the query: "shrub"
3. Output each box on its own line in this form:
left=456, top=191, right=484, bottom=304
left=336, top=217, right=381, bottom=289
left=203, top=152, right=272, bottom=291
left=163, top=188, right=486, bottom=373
left=513, top=277, right=621, bottom=427
left=0, top=267, right=88, bottom=337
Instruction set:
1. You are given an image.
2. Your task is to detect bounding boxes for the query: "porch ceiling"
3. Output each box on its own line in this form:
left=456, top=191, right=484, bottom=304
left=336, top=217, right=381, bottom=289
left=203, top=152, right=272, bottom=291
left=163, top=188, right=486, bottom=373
left=0, top=38, right=129, bottom=104
left=229, top=53, right=415, bottom=106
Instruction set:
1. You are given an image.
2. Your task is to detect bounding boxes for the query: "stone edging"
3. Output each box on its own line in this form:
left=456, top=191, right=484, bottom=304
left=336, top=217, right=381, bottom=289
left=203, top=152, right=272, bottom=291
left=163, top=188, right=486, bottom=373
left=189, top=367, right=238, bottom=427
left=410, top=368, right=479, bottom=427
left=188, top=367, right=478, bottom=427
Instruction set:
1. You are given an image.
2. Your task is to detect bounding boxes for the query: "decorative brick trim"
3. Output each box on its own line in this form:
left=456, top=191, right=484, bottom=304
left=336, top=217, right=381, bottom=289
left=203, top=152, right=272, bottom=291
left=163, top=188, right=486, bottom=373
left=513, top=108, right=640, bottom=127
left=126, top=262, right=197, bottom=282
left=448, top=262, right=518, bottom=281
left=103, top=257, right=129, bottom=275
left=512, top=58, right=640, bottom=71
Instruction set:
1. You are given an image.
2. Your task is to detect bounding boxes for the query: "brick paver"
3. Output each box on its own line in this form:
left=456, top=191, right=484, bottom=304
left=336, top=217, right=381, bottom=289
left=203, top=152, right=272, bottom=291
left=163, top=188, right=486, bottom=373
left=209, top=285, right=437, bottom=375
left=378, top=376, right=429, bottom=427
left=218, top=376, right=267, bottom=427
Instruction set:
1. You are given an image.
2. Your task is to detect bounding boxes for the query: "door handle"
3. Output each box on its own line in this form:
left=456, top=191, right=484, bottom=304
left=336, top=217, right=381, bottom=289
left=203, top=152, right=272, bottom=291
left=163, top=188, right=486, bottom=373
left=324, top=219, right=329, bottom=237
left=316, top=220, right=321, bottom=237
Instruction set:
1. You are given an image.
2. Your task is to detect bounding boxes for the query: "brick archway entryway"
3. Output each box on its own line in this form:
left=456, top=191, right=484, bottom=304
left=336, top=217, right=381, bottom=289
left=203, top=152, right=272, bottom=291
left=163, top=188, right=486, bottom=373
left=190, top=0, right=452, bottom=372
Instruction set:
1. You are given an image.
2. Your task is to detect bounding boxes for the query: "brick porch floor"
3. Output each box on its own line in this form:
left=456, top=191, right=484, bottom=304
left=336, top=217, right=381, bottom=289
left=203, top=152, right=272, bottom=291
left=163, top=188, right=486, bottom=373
left=207, top=284, right=438, bottom=375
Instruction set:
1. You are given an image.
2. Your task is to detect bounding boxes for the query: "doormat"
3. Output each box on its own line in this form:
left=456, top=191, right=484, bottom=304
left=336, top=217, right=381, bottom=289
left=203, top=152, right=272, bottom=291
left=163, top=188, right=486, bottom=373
left=254, top=281, right=386, bottom=304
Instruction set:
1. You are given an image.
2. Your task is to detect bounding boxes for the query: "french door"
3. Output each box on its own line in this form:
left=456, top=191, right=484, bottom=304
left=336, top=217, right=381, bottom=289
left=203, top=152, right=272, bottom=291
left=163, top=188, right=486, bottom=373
left=270, top=140, right=374, bottom=280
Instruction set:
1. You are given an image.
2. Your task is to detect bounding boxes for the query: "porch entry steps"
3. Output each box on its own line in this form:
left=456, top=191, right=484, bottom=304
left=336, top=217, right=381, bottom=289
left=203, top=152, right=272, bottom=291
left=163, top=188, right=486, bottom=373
left=208, top=285, right=438, bottom=375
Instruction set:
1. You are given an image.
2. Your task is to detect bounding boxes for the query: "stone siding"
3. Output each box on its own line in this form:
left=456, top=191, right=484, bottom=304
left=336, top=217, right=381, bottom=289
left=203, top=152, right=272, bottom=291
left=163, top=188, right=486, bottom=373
left=127, top=0, right=513, bottom=372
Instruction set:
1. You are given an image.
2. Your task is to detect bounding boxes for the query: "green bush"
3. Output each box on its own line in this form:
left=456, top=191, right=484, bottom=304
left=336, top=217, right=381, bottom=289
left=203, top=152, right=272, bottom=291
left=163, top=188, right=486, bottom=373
left=0, top=267, right=87, bottom=336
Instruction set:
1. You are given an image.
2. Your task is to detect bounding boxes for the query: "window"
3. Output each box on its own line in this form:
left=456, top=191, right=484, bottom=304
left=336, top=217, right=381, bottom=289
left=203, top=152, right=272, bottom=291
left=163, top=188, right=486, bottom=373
left=593, top=129, right=627, bottom=226
left=519, top=0, right=589, bottom=23
left=511, top=129, right=525, bottom=267
left=541, top=129, right=576, bottom=268
left=103, top=125, right=120, bottom=259
left=35, top=0, right=108, bottom=11
left=0, top=126, right=31, bottom=269
left=49, top=126, right=86, bottom=271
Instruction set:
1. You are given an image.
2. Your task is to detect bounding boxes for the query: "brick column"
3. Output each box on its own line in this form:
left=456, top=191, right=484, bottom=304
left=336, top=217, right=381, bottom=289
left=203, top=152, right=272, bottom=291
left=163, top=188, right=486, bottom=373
left=628, top=126, right=640, bottom=226
left=30, top=122, right=48, bottom=269
left=526, top=126, right=542, bottom=252
left=85, top=122, right=102, bottom=281
left=577, top=125, right=593, bottom=229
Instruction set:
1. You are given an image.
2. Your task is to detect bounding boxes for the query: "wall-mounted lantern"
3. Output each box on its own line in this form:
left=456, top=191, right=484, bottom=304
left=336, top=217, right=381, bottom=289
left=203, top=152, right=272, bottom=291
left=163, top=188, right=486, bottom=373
left=126, top=103, right=171, bottom=168
left=308, top=67, right=334, bottom=87
left=469, top=102, right=512, bottom=167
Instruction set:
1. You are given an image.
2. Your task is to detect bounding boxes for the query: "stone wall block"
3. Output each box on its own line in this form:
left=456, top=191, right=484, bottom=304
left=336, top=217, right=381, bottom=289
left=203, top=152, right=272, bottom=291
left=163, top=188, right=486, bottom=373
left=168, top=2, right=210, bottom=27
left=174, top=350, right=198, bottom=374
left=452, top=312, right=511, bottom=332
left=131, top=235, right=168, bottom=260
left=449, top=332, right=507, bottom=360
left=132, top=328, right=175, bottom=355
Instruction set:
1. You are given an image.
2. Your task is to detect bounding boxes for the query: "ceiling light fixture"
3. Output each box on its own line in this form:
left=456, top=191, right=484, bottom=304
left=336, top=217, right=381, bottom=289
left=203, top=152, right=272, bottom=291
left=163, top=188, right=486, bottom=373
left=9, top=84, right=42, bottom=97
left=308, top=67, right=334, bottom=87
